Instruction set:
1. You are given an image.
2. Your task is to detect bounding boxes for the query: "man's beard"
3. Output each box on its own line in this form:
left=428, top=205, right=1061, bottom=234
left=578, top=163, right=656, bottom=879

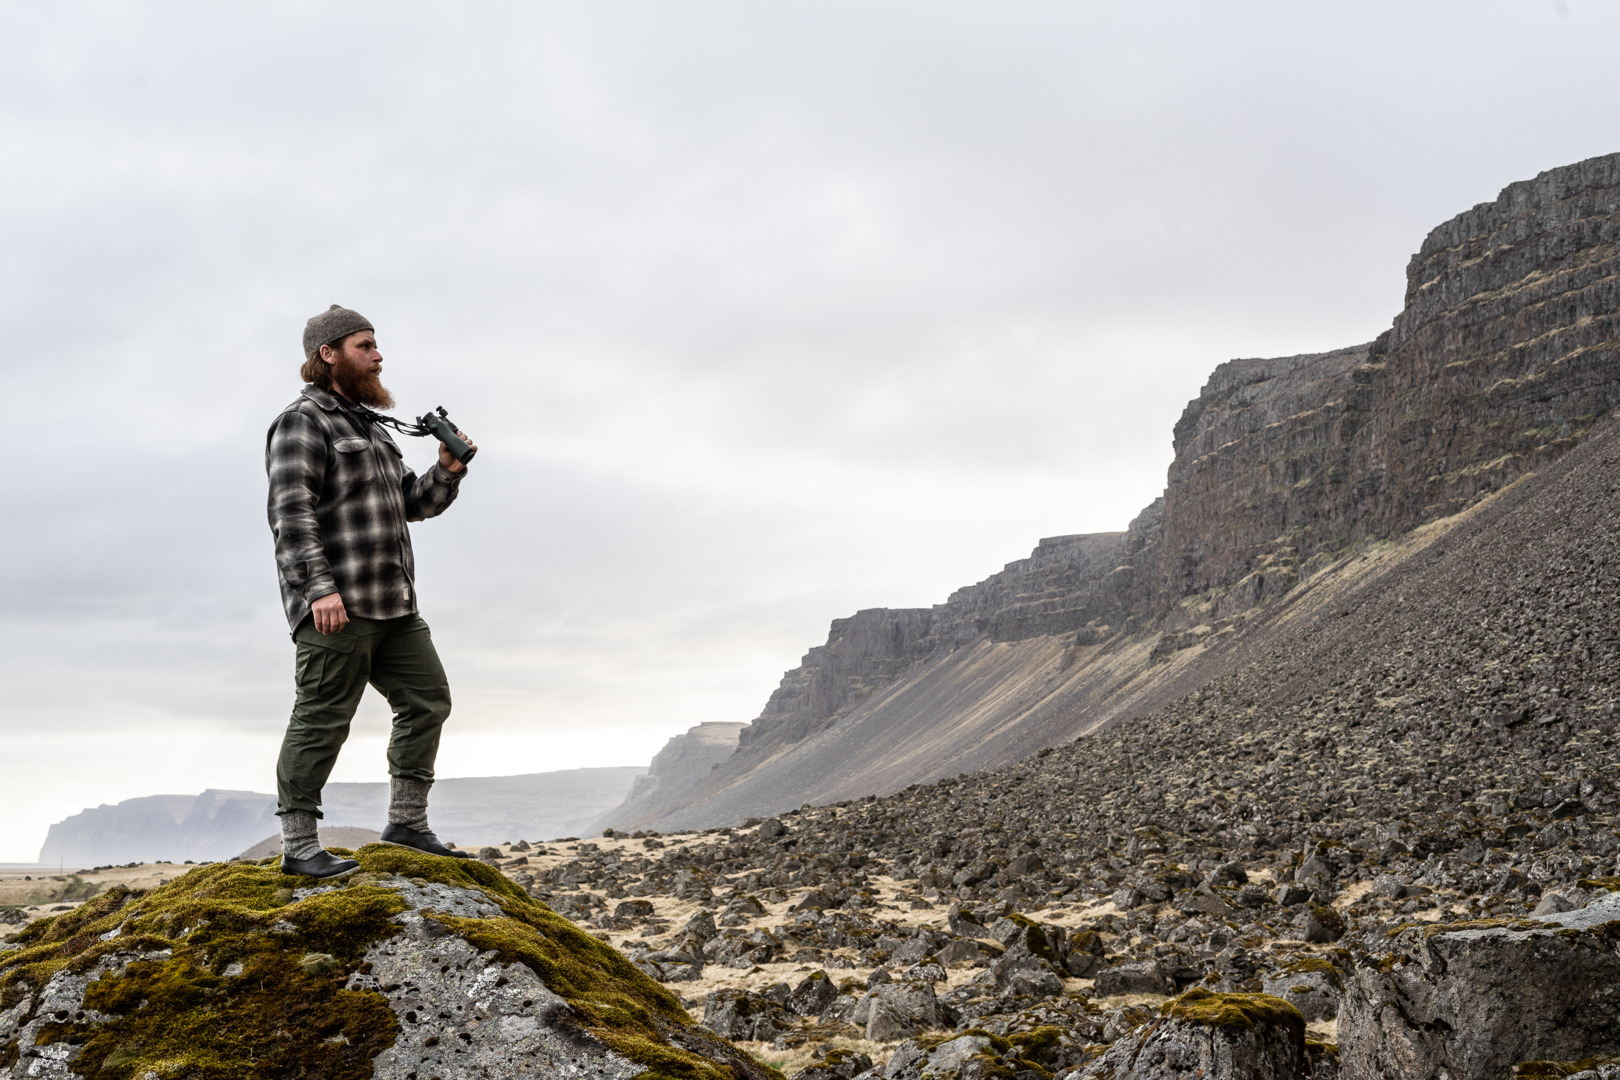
left=332, top=353, right=395, bottom=409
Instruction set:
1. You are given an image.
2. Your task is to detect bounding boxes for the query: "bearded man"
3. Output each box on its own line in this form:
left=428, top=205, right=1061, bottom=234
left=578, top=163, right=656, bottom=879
left=265, top=304, right=478, bottom=878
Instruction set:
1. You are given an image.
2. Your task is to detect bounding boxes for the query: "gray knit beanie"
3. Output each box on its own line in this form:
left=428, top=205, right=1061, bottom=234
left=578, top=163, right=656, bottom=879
left=302, top=304, right=374, bottom=359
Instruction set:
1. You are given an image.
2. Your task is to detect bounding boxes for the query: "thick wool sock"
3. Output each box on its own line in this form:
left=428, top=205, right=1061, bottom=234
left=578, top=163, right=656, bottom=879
left=388, top=777, right=433, bottom=832
left=280, top=810, right=321, bottom=861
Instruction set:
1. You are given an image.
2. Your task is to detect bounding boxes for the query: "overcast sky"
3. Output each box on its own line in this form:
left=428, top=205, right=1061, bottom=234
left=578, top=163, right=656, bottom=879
left=2, top=1, right=1615, bottom=861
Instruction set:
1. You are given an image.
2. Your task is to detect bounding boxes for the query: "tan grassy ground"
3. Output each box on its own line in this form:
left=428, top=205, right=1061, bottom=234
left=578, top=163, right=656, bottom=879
left=0, top=862, right=184, bottom=925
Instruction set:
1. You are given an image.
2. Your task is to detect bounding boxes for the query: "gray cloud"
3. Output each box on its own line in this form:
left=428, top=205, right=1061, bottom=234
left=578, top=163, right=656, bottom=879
left=2, top=0, right=1617, bottom=858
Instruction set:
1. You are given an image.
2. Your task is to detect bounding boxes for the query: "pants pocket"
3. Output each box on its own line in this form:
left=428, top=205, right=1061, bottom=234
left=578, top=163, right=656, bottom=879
left=294, top=626, right=360, bottom=694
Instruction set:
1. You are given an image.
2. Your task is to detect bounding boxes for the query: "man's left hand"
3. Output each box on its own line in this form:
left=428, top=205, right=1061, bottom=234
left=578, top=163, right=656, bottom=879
left=440, top=430, right=476, bottom=473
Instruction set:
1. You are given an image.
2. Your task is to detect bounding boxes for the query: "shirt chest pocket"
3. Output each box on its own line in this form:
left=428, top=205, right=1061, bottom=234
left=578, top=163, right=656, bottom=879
left=332, top=437, right=376, bottom=487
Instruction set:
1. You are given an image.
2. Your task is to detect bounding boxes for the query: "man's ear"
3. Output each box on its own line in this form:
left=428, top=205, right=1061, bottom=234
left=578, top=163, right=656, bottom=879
left=318, top=342, right=339, bottom=366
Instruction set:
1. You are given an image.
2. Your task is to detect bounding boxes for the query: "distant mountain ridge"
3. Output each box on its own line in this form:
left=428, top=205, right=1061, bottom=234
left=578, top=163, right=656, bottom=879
left=39, top=766, right=646, bottom=866
left=603, top=151, right=1620, bottom=832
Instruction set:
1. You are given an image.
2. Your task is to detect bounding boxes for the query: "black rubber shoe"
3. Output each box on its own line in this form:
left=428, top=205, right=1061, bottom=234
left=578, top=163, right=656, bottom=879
left=380, top=822, right=473, bottom=859
left=280, top=849, right=361, bottom=879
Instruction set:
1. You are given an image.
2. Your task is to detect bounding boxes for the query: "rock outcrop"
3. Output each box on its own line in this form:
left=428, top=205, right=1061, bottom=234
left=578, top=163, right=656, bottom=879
left=1340, top=892, right=1620, bottom=1080
left=0, top=848, right=776, bottom=1080
left=623, top=152, right=1620, bottom=834
left=1076, top=989, right=1323, bottom=1080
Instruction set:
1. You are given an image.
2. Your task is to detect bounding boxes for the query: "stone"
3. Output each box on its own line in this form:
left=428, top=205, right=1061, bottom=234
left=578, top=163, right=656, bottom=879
left=874, top=979, right=940, bottom=1028
left=680, top=909, right=717, bottom=941
left=932, top=1034, right=994, bottom=1070
left=902, top=958, right=947, bottom=983
left=947, top=906, right=989, bottom=937
left=1514, top=1063, right=1620, bottom=1080
left=1532, top=892, right=1577, bottom=916
left=789, top=1048, right=873, bottom=1080
left=1295, top=904, right=1346, bottom=943
left=866, top=997, right=920, bottom=1042
left=1003, top=966, right=1064, bottom=1000
left=1064, top=930, right=1106, bottom=978
left=1339, top=892, right=1620, bottom=1080
left=882, top=1040, right=931, bottom=1078
left=1077, top=989, right=1309, bottom=1080
left=1371, top=874, right=1407, bottom=899
left=1111, top=886, right=1146, bottom=910
left=611, top=899, right=653, bottom=921
left=787, top=970, right=838, bottom=1017
left=1179, top=891, right=1236, bottom=917
left=1005, top=852, right=1045, bottom=877
left=936, top=938, right=985, bottom=965
left=1093, top=959, right=1175, bottom=997
left=0, top=854, right=774, bottom=1080
left=1261, top=958, right=1343, bottom=1022
left=1275, top=884, right=1312, bottom=906
left=792, top=888, right=836, bottom=912
left=702, top=987, right=795, bottom=1042
left=1103, top=1003, right=1157, bottom=1042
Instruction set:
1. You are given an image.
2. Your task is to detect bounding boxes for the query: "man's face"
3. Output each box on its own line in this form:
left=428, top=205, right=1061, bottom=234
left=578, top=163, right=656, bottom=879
left=321, top=331, right=394, bottom=409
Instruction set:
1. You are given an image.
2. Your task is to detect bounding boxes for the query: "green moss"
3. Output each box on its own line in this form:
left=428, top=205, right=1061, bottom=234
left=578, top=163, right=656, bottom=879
left=2, top=847, right=783, bottom=1080
left=1513, top=1057, right=1620, bottom=1079
left=2, top=859, right=404, bottom=1079
left=1279, top=956, right=1336, bottom=975
left=1162, top=988, right=1305, bottom=1041
left=1577, top=877, right=1620, bottom=893
left=1006, top=1025, right=1066, bottom=1075
left=368, top=847, right=780, bottom=1080
left=1008, top=1026, right=1062, bottom=1055
left=1417, top=917, right=1543, bottom=938
left=916, top=1027, right=1013, bottom=1055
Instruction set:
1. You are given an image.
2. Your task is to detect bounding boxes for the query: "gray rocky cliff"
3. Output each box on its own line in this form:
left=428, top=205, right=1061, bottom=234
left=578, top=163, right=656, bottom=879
left=620, top=152, right=1620, bottom=834
left=735, top=532, right=1129, bottom=755
left=590, top=723, right=744, bottom=834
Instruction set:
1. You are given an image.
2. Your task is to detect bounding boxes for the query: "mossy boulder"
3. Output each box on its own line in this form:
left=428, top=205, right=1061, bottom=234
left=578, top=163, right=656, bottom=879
left=883, top=1025, right=1085, bottom=1079
left=1514, top=1059, right=1620, bottom=1080
left=1074, top=988, right=1315, bottom=1080
left=1340, top=892, right=1620, bottom=1080
left=0, top=845, right=782, bottom=1080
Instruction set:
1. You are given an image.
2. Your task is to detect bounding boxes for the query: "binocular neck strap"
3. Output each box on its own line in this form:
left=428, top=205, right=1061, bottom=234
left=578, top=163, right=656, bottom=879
left=336, top=401, right=427, bottom=438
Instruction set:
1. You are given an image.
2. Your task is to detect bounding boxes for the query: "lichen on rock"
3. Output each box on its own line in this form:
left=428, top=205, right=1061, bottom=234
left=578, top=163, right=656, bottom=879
left=1340, top=891, right=1620, bottom=1080
left=0, top=845, right=782, bottom=1080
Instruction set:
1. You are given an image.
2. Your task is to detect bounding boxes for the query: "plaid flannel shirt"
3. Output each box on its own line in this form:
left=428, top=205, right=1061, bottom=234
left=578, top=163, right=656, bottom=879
left=266, top=384, right=465, bottom=632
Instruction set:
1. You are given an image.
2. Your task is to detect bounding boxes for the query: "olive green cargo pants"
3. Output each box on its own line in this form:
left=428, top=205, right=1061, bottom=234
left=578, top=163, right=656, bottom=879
left=275, top=614, right=451, bottom=817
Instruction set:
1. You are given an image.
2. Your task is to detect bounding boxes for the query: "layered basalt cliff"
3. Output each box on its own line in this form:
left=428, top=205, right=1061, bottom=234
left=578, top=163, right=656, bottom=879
left=606, top=152, right=1620, bottom=833
left=734, top=532, right=1130, bottom=754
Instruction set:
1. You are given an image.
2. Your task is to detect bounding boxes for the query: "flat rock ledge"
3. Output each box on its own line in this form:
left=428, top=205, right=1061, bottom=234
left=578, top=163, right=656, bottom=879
left=1340, top=891, right=1620, bottom=1080
left=0, top=849, right=778, bottom=1080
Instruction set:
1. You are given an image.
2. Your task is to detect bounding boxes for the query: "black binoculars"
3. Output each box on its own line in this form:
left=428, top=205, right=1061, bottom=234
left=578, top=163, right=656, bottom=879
left=419, top=406, right=477, bottom=465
